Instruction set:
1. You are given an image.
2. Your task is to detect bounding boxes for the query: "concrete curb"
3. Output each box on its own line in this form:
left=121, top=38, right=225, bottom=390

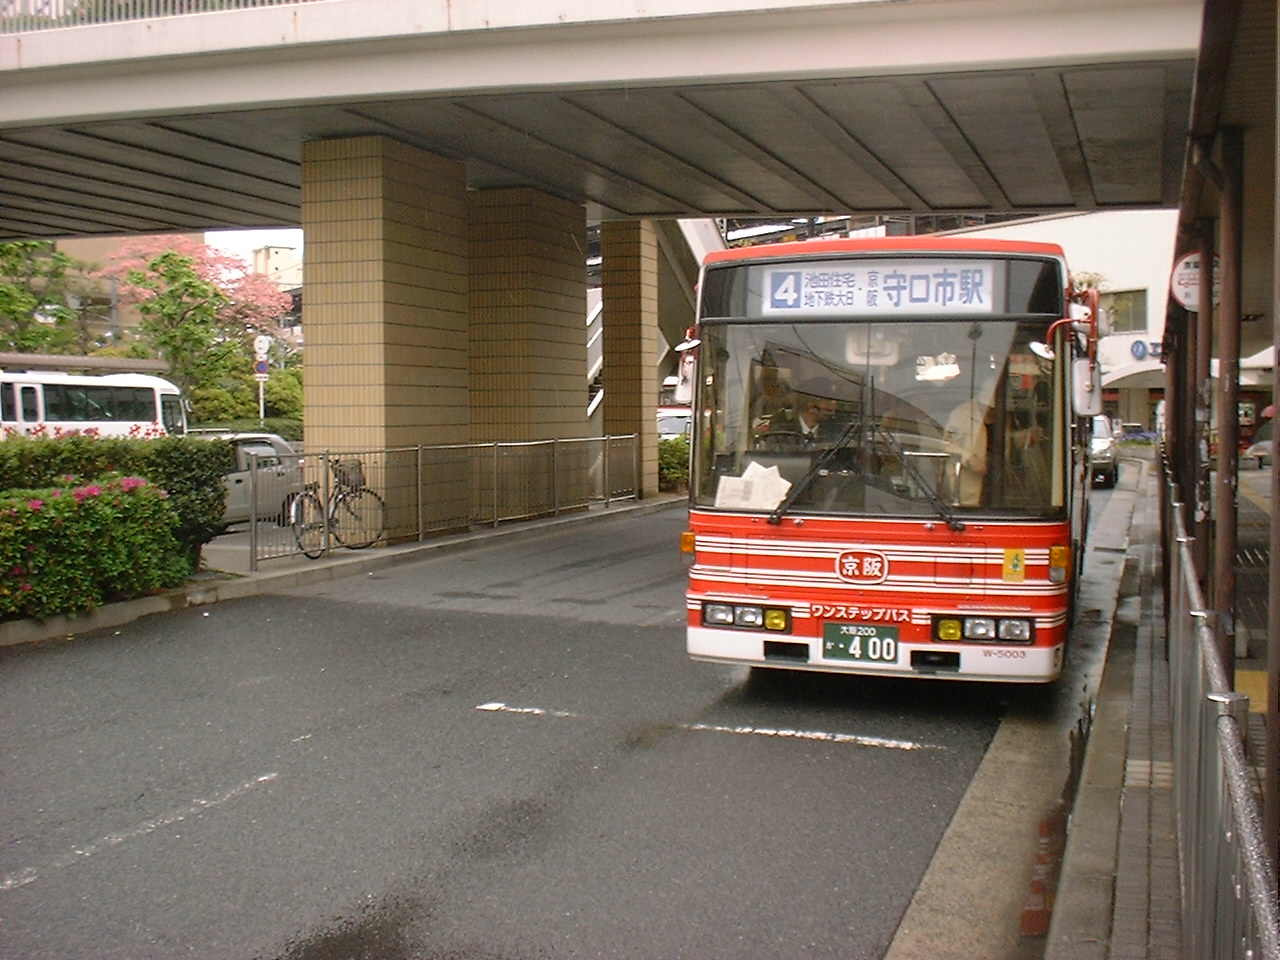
left=1, top=495, right=686, bottom=649
left=1044, top=462, right=1151, bottom=958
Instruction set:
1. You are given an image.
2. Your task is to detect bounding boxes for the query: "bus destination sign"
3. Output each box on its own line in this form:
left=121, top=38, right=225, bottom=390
left=762, top=260, right=995, bottom=317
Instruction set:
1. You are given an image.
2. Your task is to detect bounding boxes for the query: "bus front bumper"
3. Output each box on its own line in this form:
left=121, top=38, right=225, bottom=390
left=687, top=626, right=1063, bottom=683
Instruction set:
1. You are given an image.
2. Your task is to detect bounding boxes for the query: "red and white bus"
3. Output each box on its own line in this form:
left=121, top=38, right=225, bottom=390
left=681, top=236, right=1102, bottom=682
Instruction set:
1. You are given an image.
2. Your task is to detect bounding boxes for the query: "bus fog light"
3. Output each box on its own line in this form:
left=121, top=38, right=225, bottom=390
left=998, top=619, right=1032, bottom=641
left=936, top=618, right=962, bottom=641
left=964, top=618, right=997, bottom=640
left=704, top=604, right=735, bottom=625
left=734, top=606, right=764, bottom=627
left=763, top=609, right=790, bottom=631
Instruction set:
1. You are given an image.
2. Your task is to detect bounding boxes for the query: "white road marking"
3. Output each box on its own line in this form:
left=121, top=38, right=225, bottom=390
left=679, top=721, right=939, bottom=751
left=1, top=772, right=279, bottom=893
left=476, top=702, right=942, bottom=752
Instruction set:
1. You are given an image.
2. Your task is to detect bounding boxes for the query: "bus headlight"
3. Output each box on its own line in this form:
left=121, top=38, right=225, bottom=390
left=704, top=604, right=736, bottom=625
left=702, top=603, right=791, bottom=632
left=998, top=619, right=1033, bottom=641
left=964, top=618, right=997, bottom=640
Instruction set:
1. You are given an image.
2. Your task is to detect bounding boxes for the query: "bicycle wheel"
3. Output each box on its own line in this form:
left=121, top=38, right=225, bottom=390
left=291, top=491, right=328, bottom=559
left=331, top=488, right=387, bottom=549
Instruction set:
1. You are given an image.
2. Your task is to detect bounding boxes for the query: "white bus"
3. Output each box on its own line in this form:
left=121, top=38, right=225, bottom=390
left=1, top=370, right=187, bottom=438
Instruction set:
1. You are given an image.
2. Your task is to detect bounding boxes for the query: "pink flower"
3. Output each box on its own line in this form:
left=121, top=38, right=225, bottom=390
left=20, top=582, right=32, bottom=592
left=27, top=499, right=43, bottom=511
left=72, top=484, right=103, bottom=502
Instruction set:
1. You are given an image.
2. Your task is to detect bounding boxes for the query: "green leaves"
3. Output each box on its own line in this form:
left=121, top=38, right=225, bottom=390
left=125, top=251, right=237, bottom=398
left=0, top=476, right=188, bottom=621
left=0, top=240, right=84, bottom=354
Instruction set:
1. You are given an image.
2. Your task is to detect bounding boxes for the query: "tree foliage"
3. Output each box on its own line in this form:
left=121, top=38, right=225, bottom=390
left=0, top=241, right=84, bottom=353
left=100, top=235, right=293, bottom=335
left=96, top=237, right=297, bottom=419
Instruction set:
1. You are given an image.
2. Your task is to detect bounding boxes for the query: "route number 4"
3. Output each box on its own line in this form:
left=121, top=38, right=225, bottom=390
left=770, top=272, right=801, bottom=309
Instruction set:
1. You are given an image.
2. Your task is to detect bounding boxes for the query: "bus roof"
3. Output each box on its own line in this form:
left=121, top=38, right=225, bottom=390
left=0, top=369, right=180, bottom=390
left=702, top=235, right=1067, bottom=266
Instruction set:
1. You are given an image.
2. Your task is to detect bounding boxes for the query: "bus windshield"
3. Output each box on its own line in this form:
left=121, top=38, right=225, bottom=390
left=692, top=317, right=1067, bottom=518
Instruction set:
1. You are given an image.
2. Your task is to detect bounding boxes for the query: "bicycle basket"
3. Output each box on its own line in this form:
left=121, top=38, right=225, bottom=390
left=333, top=458, right=365, bottom=490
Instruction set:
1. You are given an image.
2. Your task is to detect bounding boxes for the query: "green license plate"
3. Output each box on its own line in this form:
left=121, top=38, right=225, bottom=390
left=823, top=623, right=901, bottom=663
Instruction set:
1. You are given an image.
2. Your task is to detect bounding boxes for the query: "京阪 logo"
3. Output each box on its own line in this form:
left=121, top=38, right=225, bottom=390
left=835, top=550, right=889, bottom=584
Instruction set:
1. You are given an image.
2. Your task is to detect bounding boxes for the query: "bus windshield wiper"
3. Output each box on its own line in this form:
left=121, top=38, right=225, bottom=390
left=867, top=420, right=966, bottom=532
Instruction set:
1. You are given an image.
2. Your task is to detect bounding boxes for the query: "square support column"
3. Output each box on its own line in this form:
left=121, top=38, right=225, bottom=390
left=469, top=187, right=589, bottom=516
left=600, top=220, right=660, bottom=497
left=301, top=136, right=469, bottom=533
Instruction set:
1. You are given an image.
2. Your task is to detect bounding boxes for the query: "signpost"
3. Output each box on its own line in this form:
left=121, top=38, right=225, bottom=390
left=1170, top=251, right=1220, bottom=311
left=253, top=335, right=271, bottom=423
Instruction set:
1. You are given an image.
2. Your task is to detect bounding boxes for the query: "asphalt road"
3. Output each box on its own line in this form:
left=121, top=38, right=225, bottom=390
left=1, top=482, right=1129, bottom=960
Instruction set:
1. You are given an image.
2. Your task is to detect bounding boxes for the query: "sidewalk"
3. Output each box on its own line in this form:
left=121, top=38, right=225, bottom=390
left=1048, top=458, right=1273, bottom=960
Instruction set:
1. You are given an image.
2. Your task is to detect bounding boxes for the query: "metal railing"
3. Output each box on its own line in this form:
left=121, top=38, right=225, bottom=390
left=241, top=435, right=639, bottom=568
left=1165, top=476, right=1280, bottom=960
left=0, top=0, right=311, bottom=33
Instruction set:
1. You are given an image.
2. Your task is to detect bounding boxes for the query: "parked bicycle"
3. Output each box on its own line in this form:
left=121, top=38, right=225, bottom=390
left=290, top=456, right=388, bottom=558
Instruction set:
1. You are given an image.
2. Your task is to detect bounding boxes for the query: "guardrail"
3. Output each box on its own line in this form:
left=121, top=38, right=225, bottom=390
left=1165, top=477, right=1280, bottom=960
left=241, top=435, right=639, bottom=568
left=0, top=0, right=311, bottom=33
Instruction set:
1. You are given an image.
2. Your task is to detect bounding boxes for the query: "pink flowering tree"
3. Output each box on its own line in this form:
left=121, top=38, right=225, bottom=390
left=96, top=237, right=294, bottom=419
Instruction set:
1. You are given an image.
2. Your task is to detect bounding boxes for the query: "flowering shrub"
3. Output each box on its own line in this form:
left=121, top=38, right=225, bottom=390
left=0, top=475, right=189, bottom=622
left=0, top=433, right=235, bottom=586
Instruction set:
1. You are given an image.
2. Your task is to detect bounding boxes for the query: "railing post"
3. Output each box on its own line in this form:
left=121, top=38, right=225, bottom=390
left=492, top=442, right=500, bottom=528
left=553, top=438, right=560, bottom=516
left=416, top=444, right=424, bottom=542
left=247, top=450, right=259, bottom=572
left=603, top=436, right=612, bottom=507
left=322, top=449, right=332, bottom=551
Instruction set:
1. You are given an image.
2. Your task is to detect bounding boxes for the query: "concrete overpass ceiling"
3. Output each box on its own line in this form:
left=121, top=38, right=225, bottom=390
left=0, top=0, right=1207, bottom=240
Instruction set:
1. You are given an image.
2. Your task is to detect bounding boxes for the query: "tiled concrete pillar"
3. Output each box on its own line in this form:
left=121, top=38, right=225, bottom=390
left=301, top=136, right=469, bottom=533
left=468, top=188, right=587, bottom=441
left=600, top=220, right=659, bottom=497
left=469, top=188, right=589, bottom=517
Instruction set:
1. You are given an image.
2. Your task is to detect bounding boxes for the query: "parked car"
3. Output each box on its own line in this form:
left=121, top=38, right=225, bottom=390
left=211, top=432, right=304, bottom=526
left=658, top=405, right=693, bottom=441
left=1091, top=414, right=1119, bottom=488
left=1245, top=419, right=1272, bottom=468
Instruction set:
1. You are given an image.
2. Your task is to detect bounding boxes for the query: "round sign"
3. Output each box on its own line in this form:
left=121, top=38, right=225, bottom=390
left=254, top=359, right=269, bottom=375
left=1170, top=252, right=1219, bottom=311
left=253, top=334, right=272, bottom=359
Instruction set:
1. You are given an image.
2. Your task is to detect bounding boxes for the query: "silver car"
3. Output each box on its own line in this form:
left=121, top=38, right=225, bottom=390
left=215, top=432, right=304, bottom=526
left=1091, top=415, right=1119, bottom=488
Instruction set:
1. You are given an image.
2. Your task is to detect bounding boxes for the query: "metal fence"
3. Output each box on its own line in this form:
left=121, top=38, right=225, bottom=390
left=241, top=435, right=639, bottom=569
left=1165, top=479, right=1280, bottom=960
left=0, top=0, right=311, bottom=33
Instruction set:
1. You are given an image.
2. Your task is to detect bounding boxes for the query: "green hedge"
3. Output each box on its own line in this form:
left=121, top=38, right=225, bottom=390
left=658, top=436, right=690, bottom=492
left=0, top=435, right=235, bottom=604
left=0, top=475, right=189, bottom=621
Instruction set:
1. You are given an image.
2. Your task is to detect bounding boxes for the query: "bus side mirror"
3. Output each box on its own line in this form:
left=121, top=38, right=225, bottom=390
left=1072, top=358, right=1103, bottom=416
